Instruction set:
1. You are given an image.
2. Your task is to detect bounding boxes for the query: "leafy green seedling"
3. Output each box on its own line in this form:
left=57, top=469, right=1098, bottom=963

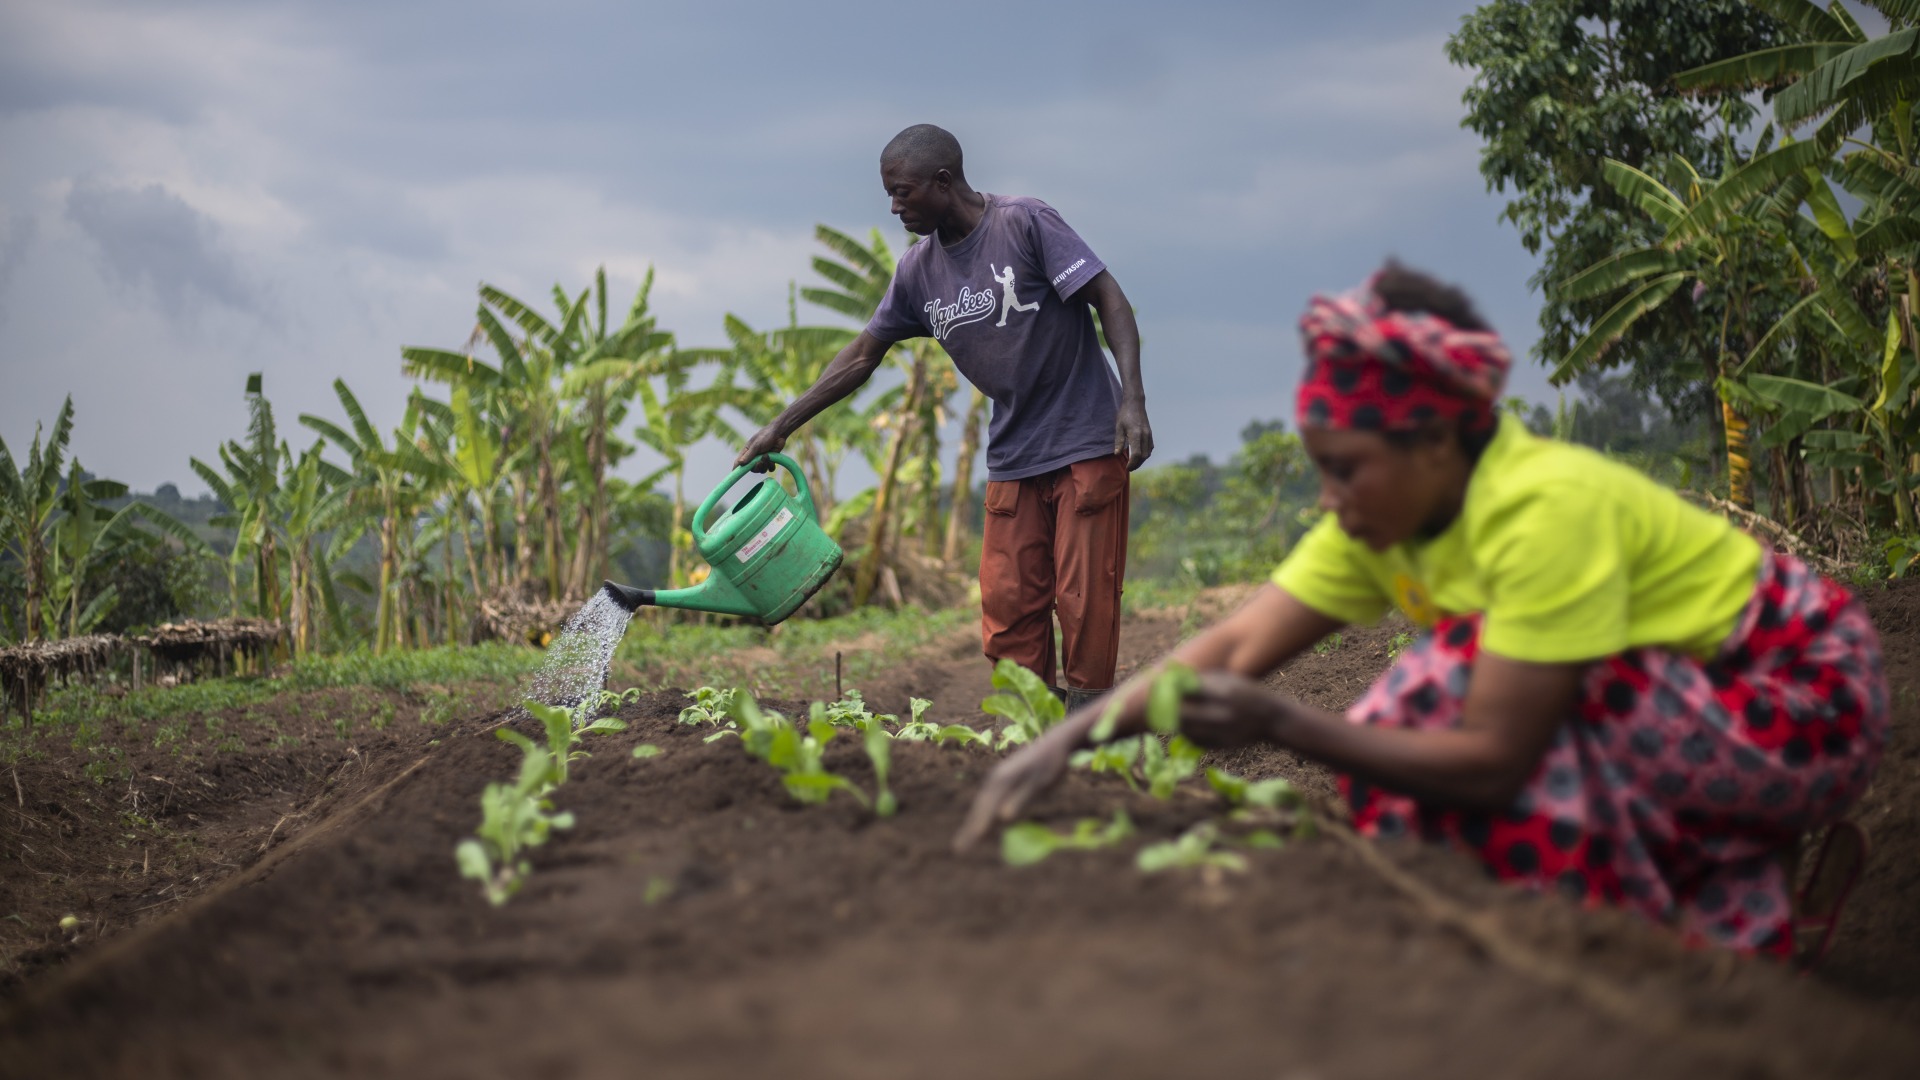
left=933, top=723, right=991, bottom=747
left=1145, top=662, right=1200, bottom=735
left=894, top=699, right=989, bottom=747
left=678, top=686, right=739, bottom=728
left=1205, top=768, right=1301, bottom=811
left=893, top=698, right=942, bottom=740
left=1135, top=822, right=1247, bottom=874
left=642, top=875, right=673, bottom=905
left=861, top=713, right=897, bottom=818
left=982, top=659, right=1065, bottom=749
left=521, top=699, right=627, bottom=786
left=1140, top=733, right=1204, bottom=798
left=716, top=696, right=868, bottom=808
left=817, top=689, right=877, bottom=728
left=632, top=744, right=662, bottom=759
left=456, top=743, right=576, bottom=905
left=1072, top=737, right=1144, bottom=791
left=1001, top=810, right=1135, bottom=867
left=1089, top=661, right=1200, bottom=742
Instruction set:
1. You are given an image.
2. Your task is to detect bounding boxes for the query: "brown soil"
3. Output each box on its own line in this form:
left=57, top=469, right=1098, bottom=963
left=2, top=586, right=1918, bottom=1078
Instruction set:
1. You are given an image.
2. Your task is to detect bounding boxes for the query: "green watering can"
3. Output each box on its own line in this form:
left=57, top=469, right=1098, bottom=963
left=601, top=453, right=843, bottom=624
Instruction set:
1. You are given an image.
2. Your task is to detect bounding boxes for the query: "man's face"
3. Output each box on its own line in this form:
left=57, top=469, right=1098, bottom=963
left=882, top=160, right=951, bottom=236
left=1300, top=426, right=1457, bottom=552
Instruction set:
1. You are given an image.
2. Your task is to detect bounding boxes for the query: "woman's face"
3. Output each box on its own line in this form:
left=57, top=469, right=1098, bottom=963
left=1300, top=425, right=1467, bottom=551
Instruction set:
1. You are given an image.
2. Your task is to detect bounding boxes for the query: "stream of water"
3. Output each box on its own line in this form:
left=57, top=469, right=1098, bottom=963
left=526, top=590, right=634, bottom=709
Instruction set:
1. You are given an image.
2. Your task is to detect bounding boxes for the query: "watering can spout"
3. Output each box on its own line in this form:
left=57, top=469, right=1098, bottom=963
left=600, top=580, right=654, bottom=613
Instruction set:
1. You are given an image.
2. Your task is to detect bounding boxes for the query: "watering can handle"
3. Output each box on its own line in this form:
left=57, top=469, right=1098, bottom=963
left=691, top=452, right=816, bottom=545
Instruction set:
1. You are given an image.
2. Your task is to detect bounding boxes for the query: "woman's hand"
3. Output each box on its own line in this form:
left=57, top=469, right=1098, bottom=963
left=1177, top=671, right=1289, bottom=749
left=953, top=717, right=1087, bottom=852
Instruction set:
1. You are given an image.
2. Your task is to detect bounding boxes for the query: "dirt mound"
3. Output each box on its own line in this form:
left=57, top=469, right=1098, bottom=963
left=3, top=583, right=1919, bottom=1077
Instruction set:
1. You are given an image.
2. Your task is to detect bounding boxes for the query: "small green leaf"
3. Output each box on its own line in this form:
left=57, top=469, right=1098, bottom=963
left=1001, top=823, right=1061, bottom=866
left=632, top=744, right=662, bottom=759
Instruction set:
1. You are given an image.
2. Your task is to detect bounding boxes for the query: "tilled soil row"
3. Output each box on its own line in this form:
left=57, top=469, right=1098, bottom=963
left=3, top=680, right=1917, bottom=1079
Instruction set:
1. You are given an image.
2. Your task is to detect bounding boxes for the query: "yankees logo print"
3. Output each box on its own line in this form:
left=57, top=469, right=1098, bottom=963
left=924, top=285, right=996, bottom=341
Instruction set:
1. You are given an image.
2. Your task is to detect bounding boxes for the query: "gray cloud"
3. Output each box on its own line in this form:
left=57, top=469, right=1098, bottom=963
left=0, top=211, right=37, bottom=316
left=65, top=179, right=256, bottom=314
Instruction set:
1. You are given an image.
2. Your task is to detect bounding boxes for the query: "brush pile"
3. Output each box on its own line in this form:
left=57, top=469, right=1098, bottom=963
left=135, top=619, right=285, bottom=680
left=0, top=634, right=124, bottom=722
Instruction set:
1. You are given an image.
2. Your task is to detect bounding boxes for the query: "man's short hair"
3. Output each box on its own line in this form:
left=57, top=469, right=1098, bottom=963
left=881, top=124, right=965, bottom=181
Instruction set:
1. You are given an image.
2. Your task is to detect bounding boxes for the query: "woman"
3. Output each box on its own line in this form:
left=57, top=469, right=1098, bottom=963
left=958, top=264, right=1887, bottom=955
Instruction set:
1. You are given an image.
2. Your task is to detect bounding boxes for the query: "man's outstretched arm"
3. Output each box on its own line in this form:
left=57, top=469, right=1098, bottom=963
left=734, top=330, right=895, bottom=465
left=1079, top=270, right=1152, bottom=470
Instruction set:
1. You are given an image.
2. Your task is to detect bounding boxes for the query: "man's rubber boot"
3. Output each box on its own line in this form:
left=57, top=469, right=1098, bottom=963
left=1063, top=687, right=1105, bottom=714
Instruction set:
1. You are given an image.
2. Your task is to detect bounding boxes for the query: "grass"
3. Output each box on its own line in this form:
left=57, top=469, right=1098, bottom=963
left=614, top=605, right=973, bottom=698
left=1, top=643, right=543, bottom=768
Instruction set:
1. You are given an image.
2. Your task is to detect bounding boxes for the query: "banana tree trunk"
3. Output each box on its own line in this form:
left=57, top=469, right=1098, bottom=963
left=512, top=478, right=534, bottom=590
left=669, top=467, right=686, bottom=589
left=375, top=508, right=397, bottom=654
left=538, top=436, right=563, bottom=600
left=443, top=521, right=459, bottom=646
left=289, top=546, right=310, bottom=657
left=854, top=356, right=927, bottom=607
left=943, top=389, right=987, bottom=564
left=21, top=541, right=41, bottom=641
left=1722, top=398, right=1753, bottom=511
left=919, top=406, right=942, bottom=559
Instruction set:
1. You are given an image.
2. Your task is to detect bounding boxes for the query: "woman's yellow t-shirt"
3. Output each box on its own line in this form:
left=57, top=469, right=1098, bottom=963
left=1271, top=415, right=1763, bottom=663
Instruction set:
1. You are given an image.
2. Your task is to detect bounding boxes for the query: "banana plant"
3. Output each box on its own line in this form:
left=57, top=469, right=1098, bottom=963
left=1668, top=2, right=1920, bottom=524
left=0, top=398, right=82, bottom=641
left=628, top=351, right=735, bottom=589
left=301, top=380, right=434, bottom=652
left=44, top=460, right=210, bottom=638
left=1552, top=146, right=1814, bottom=507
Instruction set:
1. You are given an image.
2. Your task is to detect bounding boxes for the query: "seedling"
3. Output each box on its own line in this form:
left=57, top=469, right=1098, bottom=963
left=887, top=696, right=988, bottom=747
left=816, top=689, right=878, bottom=728
left=892, top=698, right=940, bottom=739
left=1001, top=810, right=1135, bottom=867
left=723, top=695, right=870, bottom=808
left=455, top=743, right=576, bottom=905
left=1313, top=632, right=1344, bottom=656
left=1205, top=767, right=1302, bottom=811
left=860, top=711, right=898, bottom=818
left=521, top=698, right=628, bottom=787
left=679, top=686, right=739, bottom=728
left=981, top=659, right=1064, bottom=749
left=933, top=723, right=992, bottom=747
left=1071, top=731, right=1203, bottom=799
left=632, top=744, right=662, bottom=759
left=1135, top=822, right=1247, bottom=874
left=1072, top=737, right=1143, bottom=791
left=1140, top=733, right=1204, bottom=798
left=1387, top=630, right=1418, bottom=659
left=1090, top=661, right=1200, bottom=742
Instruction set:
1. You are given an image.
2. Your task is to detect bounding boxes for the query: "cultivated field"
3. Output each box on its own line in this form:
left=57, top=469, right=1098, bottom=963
left=2, top=588, right=1917, bottom=1079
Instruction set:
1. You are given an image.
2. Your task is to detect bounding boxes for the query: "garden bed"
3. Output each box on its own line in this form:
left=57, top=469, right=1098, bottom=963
left=2, top=592, right=1918, bottom=1077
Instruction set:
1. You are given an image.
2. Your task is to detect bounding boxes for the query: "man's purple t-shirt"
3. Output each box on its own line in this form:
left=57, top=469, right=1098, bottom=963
left=865, top=194, right=1118, bottom=482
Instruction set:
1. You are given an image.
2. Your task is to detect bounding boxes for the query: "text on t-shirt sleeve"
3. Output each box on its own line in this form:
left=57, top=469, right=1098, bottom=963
left=1027, top=204, right=1107, bottom=301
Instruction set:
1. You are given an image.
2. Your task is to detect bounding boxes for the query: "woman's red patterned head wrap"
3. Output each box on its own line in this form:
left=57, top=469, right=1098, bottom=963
left=1295, top=277, right=1512, bottom=435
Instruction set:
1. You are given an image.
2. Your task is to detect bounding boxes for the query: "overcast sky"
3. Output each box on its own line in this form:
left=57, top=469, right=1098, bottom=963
left=0, top=0, right=1556, bottom=496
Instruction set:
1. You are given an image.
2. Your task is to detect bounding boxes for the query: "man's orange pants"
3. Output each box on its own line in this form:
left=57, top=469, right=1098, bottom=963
left=979, top=453, right=1129, bottom=691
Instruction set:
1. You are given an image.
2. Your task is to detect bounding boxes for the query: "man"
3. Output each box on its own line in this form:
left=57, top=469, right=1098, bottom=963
left=735, top=124, right=1152, bottom=708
